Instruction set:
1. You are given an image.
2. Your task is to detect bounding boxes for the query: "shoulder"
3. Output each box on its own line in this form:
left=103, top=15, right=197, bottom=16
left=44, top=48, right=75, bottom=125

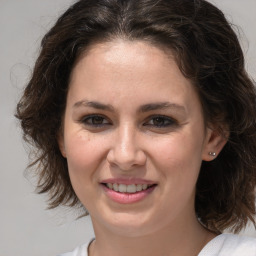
left=57, top=239, right=94, bottom=256
left=199, top=234, right=256, bottom=256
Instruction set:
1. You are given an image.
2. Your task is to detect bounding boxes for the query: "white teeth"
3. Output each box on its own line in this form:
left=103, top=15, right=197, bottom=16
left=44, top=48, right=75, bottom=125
left=136, top=184, right=142, bottom=191
left=107, top=183, right=113, bottom=189
left=126, top=184, right=136, bottom=193
left=106, top=183, right=151, bottom=193
left=113, top=183, right=119, bottom=192
left=118, top=184, right=127, bottom=193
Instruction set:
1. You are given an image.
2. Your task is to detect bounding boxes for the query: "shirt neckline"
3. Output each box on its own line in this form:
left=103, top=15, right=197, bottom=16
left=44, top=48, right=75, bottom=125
left=198, top=233, right=228, bottom=255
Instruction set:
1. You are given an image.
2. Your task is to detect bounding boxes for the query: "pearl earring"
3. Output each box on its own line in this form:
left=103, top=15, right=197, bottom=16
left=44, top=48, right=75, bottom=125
left=209, top=152, right=216, bottom=156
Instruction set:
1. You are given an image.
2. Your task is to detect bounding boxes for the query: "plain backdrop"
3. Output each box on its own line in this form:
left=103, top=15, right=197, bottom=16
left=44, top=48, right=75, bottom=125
left=0, top=0, right=255, bottom=255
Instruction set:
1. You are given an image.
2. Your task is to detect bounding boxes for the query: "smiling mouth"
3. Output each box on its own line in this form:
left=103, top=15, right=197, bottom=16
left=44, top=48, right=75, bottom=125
left=102, top=183, right=156, bottom=193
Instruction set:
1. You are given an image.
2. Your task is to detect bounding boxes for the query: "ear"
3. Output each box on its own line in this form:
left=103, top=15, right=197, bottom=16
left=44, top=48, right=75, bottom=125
left=202, top=126, right=229, bottom=161
left=57, top=131, right=67, bottom=158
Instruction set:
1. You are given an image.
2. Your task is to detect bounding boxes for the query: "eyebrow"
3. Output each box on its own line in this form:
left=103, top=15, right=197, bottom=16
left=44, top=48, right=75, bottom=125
left=73, top=100, right=186, bottom=113
left=73, top=100, right=114, bottom=111
left=138, top=102, right=186, bottom=113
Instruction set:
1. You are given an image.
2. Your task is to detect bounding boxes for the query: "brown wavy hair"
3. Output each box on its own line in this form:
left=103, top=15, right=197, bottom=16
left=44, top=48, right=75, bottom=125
left=16, top=0, right=256, bottom=233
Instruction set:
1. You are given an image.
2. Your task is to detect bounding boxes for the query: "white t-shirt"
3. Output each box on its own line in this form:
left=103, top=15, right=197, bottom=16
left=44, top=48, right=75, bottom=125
left=59, top=234, right=256, bottom=256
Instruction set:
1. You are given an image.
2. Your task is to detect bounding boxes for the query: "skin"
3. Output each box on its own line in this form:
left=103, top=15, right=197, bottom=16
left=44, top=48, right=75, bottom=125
left=59, top=39, right=227, bottom=256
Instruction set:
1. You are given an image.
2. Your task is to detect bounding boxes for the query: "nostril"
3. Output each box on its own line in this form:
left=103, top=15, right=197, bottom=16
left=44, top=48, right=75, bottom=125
left=106, top=147, right=147, bottom=170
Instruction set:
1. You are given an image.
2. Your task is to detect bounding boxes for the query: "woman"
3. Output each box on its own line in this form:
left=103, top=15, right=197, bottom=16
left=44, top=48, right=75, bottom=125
left=16, top=0, right=256, bottom=255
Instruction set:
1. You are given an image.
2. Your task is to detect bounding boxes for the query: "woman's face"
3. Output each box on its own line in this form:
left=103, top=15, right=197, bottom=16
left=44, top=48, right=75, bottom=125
left=59, top=40, right=217, bottom=236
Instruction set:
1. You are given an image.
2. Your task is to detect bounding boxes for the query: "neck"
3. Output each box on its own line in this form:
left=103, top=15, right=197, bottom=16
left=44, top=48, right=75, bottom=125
left=89, top=216, right=216, bottom=256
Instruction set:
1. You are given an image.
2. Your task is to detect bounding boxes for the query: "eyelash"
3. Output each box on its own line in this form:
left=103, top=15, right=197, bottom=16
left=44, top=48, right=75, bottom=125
left=80, top=114, right=111, bottom=127
left=143, top=115, right=177, bottom=128
left=79, top=114, right=177, bottom=129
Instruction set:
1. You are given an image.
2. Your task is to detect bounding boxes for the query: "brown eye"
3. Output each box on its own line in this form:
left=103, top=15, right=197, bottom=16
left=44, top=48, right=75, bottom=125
left=81, top=115, right=110, bottom=126
left=152, top=117, right=166, bottom=126
left=91, top=116, right=104, bottom=125
left=144, top=115, right=176, bottom=128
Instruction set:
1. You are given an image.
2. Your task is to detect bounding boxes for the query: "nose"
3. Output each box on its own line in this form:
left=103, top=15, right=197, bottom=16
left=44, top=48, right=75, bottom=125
left=106, top=124, right=147, bottom=171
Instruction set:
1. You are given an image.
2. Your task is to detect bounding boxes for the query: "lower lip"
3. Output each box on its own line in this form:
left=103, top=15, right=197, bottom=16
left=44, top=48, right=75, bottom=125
left=101, top=184, right=156, bottom=204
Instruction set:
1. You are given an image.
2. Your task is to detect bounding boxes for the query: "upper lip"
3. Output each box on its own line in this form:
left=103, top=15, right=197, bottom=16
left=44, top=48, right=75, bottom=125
left=100, top=178, right=156, bottom=185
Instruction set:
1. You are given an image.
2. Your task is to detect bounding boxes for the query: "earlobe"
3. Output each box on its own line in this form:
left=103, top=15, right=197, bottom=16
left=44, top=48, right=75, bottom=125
left=202, top=127, right=229, bottom=161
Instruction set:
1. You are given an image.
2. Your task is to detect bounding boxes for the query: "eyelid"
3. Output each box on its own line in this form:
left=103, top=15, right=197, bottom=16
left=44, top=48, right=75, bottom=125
left=143, top=115, right=178, bottom=127
left=80, top=114, right=112, bottom=126
left=78, top=113, right=179, bottom=130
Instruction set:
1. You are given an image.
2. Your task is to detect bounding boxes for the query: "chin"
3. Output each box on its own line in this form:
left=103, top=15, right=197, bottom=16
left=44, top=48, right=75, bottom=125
left=94, top=210, right=160, bottom=237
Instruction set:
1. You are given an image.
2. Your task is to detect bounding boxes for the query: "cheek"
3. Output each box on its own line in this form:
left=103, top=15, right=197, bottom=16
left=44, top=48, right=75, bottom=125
left=64, top=132, right=109, bottom=206
left=64, top=132, right=107, bottom=180
left=150, top=131, right=204, bottom=180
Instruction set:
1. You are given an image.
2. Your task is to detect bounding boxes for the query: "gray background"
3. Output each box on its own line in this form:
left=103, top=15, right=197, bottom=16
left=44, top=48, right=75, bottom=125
left=0, top=0, right=255, bottom=255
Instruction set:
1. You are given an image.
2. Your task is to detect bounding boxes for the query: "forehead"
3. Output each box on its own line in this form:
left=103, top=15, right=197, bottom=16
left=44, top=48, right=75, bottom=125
left=70, top=39, right=186, bottom=90
left=68, top=39, right=202, bottom=115
left=72, top=39, right=174, bottom=76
